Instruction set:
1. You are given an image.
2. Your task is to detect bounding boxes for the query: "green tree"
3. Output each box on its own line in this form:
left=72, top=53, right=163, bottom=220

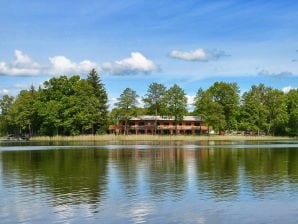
left=143, top=82, right=167, bottom=116
left=0, top=95, right=15, bottom=135
left=288, top=108, right=298, bottom=136
left=286, top=89, right=298, bottom=136
left=87, top=69, right=108, bottom=133
left=239, top=84, right=289, bottom=135
left=194, top=82, right=239, bottom=132
left=42, top=75, right=80, bottom=101
left=264, top=88, right=288, bottom=135
left=38, top=100, right=63, bottom=136
left=114, top=88, right=139, bottom=134
left=40, top=76, right=81, bottom=135
left=143, top=82, right=167, bottom=133
left=9, top=87, right=40, bottom=136
left=67, top=79, right=104, bottom=135
left=239, top=84, right=268, bottom=133
left=0, top=95, right=14, bottom=115
left=39, top=75, right=102, bottom=135
left=194, top=89, right=225, bottom=132
left=165, top=84, right=187, bottom=132
left=286, top=89, right=298, bottom=113
left=208, top=82, right=240, bottom=130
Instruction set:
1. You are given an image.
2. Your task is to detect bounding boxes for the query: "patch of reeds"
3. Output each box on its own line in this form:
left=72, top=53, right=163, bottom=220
left=29, top=134, right=295, bottom=142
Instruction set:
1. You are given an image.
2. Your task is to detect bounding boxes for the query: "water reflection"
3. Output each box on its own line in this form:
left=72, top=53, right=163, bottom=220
left=1, top=142, right=298, bottom=223
left=195, top=148, right=240, bottom=199
left=2, top=146, right=298, bottom=202
left=2, top=148, right=108, bottom=206
left=109, top=148, right=189, bottom=200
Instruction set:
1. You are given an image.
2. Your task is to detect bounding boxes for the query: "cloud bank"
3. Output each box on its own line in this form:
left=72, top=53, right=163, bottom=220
left=0, top=50, right=157, bottom=76
left=169, top=48, right=229, bottom=61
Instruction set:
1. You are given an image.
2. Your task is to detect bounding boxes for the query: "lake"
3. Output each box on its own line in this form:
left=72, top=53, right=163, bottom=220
left=1, top=140, right=298, bottom=223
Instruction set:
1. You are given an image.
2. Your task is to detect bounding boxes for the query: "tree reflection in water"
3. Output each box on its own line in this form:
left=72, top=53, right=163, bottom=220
left=1, top=142, right=298, bottom=223
left=2, top=148, right=109, bottom=206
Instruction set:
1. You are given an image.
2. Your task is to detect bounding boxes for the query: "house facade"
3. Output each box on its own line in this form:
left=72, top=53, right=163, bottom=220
left=109, top=115, right=209, bottom=135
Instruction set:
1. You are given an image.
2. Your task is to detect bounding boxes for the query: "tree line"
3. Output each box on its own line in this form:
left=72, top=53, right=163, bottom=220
left=0, top=69, right=108, bottom=136
left=0, top=69, right=298, bottom=136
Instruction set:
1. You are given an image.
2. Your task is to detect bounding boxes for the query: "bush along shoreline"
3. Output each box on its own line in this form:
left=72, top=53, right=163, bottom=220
left=27, top=134, right=296, bottom=142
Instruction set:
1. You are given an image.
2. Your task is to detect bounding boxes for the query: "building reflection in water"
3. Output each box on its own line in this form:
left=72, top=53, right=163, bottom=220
left=1, top=144, right=298, bottom=207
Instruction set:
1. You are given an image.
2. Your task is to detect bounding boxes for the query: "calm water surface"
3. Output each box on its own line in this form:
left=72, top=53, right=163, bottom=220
left=1, top=140, right=298, bottom=224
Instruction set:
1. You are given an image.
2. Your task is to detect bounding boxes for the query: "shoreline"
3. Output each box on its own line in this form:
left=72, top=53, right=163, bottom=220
left=28, top=134, right=296, bottom=142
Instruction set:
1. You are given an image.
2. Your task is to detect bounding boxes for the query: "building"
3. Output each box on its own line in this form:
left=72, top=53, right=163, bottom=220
left=109, top=115, right=209, bottom=135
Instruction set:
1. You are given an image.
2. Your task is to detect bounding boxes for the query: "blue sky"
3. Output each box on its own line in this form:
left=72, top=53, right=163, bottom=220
left=1, top=0, right=298, bottom=108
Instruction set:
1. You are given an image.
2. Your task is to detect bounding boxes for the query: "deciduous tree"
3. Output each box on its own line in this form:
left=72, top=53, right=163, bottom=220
left=114, top=88, right=139, bottom=134
left=194, top=89, right=225, bottom=132
left=143, top=82, right=167, bottom=133
left=194, top=82, right=239, bottom=132
left=0, top=95, right=15, bottom=135
left=165, top=84, right=187, bottom=132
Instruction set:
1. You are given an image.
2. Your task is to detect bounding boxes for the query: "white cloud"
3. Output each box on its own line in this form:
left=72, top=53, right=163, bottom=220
left=169, top=48, right=229, bottom=61
left=0, top=50, right=156, bottom=77
left=78, top=60, right=99, bottom=72
left=0, top=88, right=9, bottom=95
left=14, top=50, right=35, bottom=65
left=48, top=56, right=76, bottom=74
left=282, top=86, right=297, bottom=93
left=0, top=50, right=41, bottom=76
left=48, top=56, right=100, bottom=75
left=103, top=52, right=158, bottom=75
left=0, top=50, right=100, bottom=77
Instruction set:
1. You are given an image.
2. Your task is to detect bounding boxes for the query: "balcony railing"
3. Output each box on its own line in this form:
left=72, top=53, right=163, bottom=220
left=109, top=124, right=208, bottom=132
left=109, top=125, right=206, bottom=130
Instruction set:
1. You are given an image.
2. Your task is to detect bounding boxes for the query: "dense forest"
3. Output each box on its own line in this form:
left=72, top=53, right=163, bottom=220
left=0, top=69, right=298, bottom=136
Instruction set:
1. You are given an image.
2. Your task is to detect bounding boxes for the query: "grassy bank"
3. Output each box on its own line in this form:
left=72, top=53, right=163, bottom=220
left=29, top=134, right=296, bottom=142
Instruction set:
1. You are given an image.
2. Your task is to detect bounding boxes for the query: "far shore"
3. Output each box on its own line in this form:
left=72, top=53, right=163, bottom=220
left=24, top=134, right=297, bottom=142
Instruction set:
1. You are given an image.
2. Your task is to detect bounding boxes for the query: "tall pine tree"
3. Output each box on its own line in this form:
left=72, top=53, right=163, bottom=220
left=87, top=69, right=108, bottom=134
